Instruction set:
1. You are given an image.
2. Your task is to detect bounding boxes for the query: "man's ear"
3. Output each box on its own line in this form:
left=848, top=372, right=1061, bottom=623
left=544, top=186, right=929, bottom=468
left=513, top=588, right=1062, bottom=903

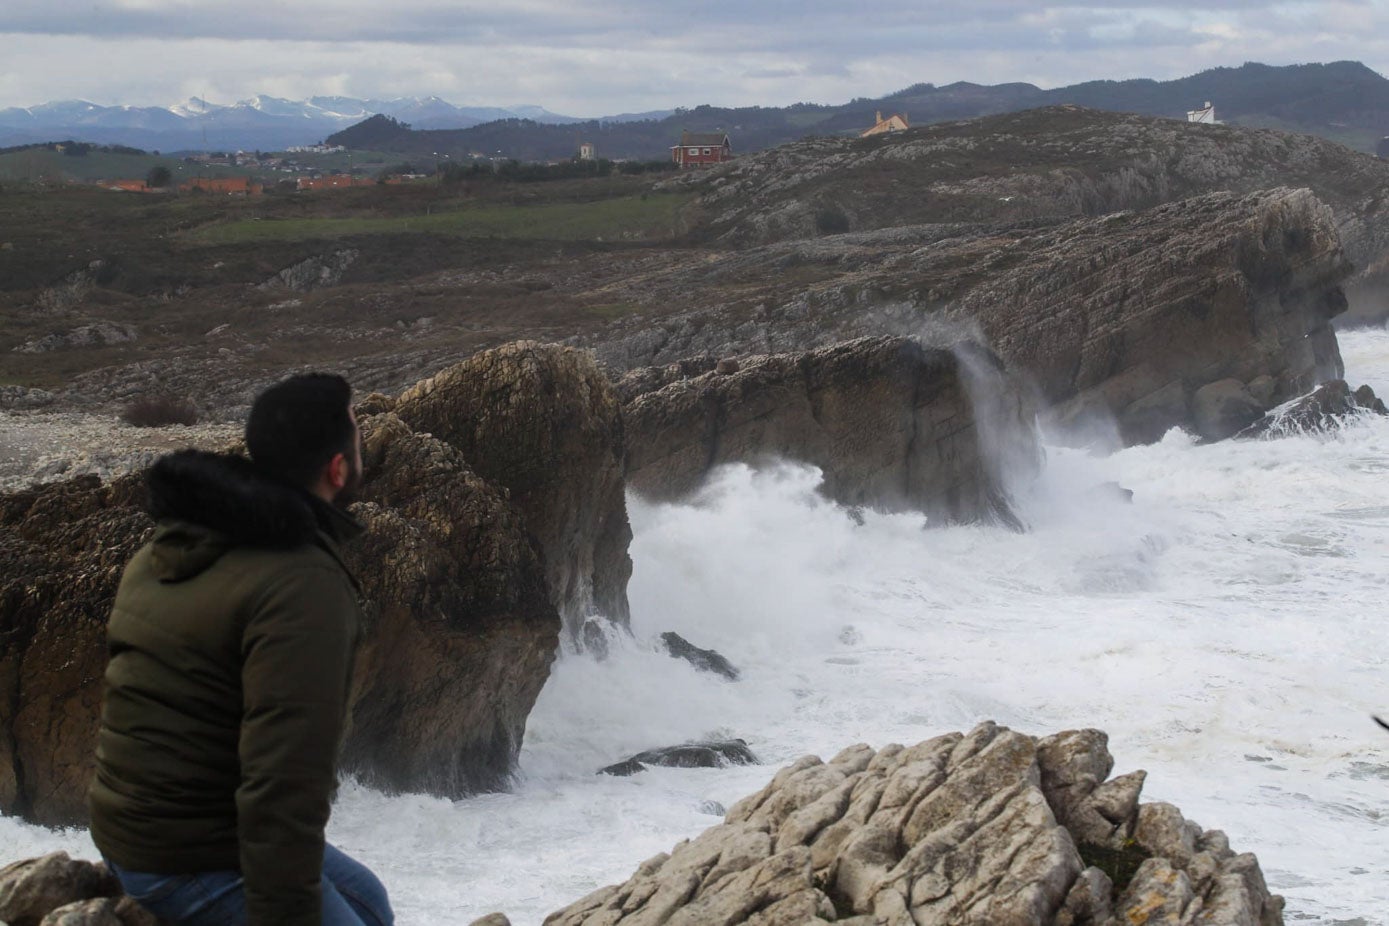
left=327, top=452, right=349, bottom=490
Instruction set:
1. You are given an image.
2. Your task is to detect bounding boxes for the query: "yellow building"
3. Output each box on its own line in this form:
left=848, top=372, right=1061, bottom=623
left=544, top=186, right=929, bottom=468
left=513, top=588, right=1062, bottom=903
left=861, top=110, right=909, bottom=137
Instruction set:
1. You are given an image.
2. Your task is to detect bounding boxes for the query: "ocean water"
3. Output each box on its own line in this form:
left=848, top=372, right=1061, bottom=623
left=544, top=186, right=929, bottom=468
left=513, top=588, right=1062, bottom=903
left=6, top=330, right=1389, bottom=925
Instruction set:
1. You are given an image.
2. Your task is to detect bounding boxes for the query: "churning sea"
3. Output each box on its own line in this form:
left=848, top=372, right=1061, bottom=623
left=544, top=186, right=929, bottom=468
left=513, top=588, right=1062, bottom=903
left=7, top=329, right=1389, bottom=925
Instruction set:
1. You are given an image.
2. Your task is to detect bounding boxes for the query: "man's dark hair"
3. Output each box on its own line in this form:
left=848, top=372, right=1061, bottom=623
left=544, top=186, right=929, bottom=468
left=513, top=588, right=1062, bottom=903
left=245, top=373, right=354, bottom=489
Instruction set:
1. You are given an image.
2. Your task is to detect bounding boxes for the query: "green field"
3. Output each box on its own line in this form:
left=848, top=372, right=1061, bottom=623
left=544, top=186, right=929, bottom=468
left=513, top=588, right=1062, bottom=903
left=0, top=147, right=431, bottom=186
left=187, top=192, right=692, bottom=244
left=0, top=149, right=255, bottom=184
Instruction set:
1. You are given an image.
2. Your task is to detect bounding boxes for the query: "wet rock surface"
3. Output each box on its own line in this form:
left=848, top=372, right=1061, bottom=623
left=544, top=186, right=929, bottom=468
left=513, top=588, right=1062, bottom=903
left=339, top=412, right=559, bottom=796
left=598, top=740, right=759, bottom=777
left=594, top=189, right=1349, bottom=449
left=661, top=631, right=741, bottom=681
left=1240, top=379, right=1389, bottom=437
left=547, top=723, right=1284, bottom=926
left=622, top=336, right=1038, bottom=524
left=395, top=341, right=633, bottom=635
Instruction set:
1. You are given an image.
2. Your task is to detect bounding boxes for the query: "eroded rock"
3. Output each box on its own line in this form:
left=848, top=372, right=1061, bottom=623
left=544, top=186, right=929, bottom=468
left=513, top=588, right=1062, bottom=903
left=1, top=343, right=641, bottom=821
left=0, top=853, right=119, bottom=926
left=598, top=740, right=758, bottom=777
left=395, top=341, right=633, bottom=634
left=1240, top=379, right=1389, bottom=437
left=14, top=324, right=137, bottom=355
left=622, top=336, right=1038, bottom=524
left=258, top=249, right=360, bottom=292
left=660, top=632, right=740, bottom=681
left=593, top=189, right=1349, bottom=450
left=545, top=724, right=1284, bottom=926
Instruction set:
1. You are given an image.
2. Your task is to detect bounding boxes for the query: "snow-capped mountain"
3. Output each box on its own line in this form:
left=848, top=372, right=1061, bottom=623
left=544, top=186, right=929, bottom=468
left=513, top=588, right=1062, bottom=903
left=0, top=95, right=639, bottom=151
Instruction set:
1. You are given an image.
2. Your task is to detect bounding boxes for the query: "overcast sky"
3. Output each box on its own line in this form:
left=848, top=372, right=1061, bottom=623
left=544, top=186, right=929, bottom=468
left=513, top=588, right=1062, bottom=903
left=3, top=1, right=1388, bottom=114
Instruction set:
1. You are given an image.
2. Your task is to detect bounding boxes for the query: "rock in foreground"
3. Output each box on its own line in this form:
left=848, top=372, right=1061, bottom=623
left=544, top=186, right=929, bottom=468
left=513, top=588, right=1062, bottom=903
left=395, top=341, right=633, bottom=636
left=1, top=343, right=640, bottom=822
left=546, top=723, right=1283, bottom=926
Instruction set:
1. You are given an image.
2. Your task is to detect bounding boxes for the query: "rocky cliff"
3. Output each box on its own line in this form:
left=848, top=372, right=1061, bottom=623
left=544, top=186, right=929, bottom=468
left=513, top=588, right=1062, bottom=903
left=591, top=188, right=1350, bottom=445
left=620, top=336, right=1038, bottom=524
left=0, top=344, right=637, bottom=823
left=393, top=341, right=633, bottom=635
left=664, top=105, right=1389, bottom=322
left=545, top=723, right=1283, bottom=926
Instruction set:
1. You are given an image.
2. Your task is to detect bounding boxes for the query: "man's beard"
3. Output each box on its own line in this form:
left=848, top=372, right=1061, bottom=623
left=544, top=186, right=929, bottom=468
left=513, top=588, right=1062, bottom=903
left=333, top=454, right=364, bottom=509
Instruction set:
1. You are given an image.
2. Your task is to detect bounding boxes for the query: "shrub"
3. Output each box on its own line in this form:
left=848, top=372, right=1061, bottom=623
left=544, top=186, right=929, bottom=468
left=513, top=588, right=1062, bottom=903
left=814, top=206, right=851, bottom=235
left=121, top=395, right=199, bottom=427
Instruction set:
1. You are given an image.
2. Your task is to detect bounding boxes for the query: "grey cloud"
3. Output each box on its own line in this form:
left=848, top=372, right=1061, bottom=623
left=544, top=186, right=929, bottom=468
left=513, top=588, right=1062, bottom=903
left=0, top=1, right=1290, bottom=45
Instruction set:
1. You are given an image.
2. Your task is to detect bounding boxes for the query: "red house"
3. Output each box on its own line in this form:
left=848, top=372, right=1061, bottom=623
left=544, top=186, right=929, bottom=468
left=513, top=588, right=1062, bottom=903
left=671, top=131, right=732, bottom=168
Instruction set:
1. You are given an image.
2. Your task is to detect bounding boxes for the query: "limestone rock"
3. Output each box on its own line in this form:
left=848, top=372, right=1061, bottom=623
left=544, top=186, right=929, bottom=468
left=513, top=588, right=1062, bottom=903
left=544, top=724, right=1284, bottom=926
left=467, top=915, right=513, bottom=926
left=2, top=345, right=648, bottom=819
left=591, top=189, right=1348, bottom=450
left=14, top=324, right=137, bottom=355
left=37, top=899, right=122, bottom=926
left=1240, top=379, right=1389, bottom=437
left=668, top=105, right=1389, bottom=309
left=621, top=336, right=1038, bottom=524
left=0, top=475, right=150, bottom=824
left=339, top=412, right=560, bottom=796
left=258, top=248, right=359, bottom=292
left=0, top=854, right=118, bottom=926
left=0, top=386, right=56, bottom=410
left=395, top=341, right=633, bottom=634
left=660, top=632, right=741, bottom=680
left=599, top=740, right=758, bottom=777
left=1192, top=379, right=1267, bottom=442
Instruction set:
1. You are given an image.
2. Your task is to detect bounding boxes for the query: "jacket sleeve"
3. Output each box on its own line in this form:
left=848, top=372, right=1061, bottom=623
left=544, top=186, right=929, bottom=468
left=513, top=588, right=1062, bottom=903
left=236, top=562, right=358, bottom=926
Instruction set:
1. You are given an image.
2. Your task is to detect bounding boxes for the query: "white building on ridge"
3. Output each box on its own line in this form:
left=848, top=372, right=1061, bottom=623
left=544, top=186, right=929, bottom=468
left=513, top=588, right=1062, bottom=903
left=1187, top=101, right=1218, bottom=124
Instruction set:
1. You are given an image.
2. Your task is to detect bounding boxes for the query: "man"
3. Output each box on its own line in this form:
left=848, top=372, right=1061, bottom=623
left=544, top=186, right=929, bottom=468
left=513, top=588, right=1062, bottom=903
left=88, top=373, right=393, bottom=926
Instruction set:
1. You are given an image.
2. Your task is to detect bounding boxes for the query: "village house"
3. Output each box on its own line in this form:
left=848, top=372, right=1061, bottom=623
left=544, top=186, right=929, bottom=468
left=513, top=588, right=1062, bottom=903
left=1187, top=101, right=1218, bottom=124
left=578, top=141, right=597, bottom=161
left=861, top=110, right=909, bottom=137
left=670, top=131, right=732, bottom=168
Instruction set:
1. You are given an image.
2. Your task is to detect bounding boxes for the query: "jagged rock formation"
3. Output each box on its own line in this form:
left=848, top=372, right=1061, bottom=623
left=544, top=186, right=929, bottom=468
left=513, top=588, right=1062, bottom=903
left=338, top=412, right=559, bottom=795
left=621, top=337, right=1038, bottom=523
left=13, top=323, right=138, bottom=355
left=599, top=740, right=758, bottom=777
left=0, top=474, right=149, bottom=825
left=546, top=723, right=1283, bottom=926
left=0, top=852, right=155, bottom=926
left=395, top=341, right=633, bottom=634
left=593, top=188, right=1349, bottom=446
left=660, top=632, right=741, bottom=681
left=0, top=343, right=639, bottom=823
left=258, top=248, right=360, bottom=292
left=1240, top=379, right=1389, bottom=437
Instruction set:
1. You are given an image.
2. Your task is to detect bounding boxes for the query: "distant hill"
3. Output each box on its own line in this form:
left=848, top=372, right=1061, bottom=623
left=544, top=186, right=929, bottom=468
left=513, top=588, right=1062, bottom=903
left=0, top=95, right=631, bottom=153
left=326, top=61, right=1389, bottom=162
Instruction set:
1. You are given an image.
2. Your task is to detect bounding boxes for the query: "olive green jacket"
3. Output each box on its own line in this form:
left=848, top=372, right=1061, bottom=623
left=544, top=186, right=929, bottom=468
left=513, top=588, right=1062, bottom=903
left=89, top=450, right=363, bottom=926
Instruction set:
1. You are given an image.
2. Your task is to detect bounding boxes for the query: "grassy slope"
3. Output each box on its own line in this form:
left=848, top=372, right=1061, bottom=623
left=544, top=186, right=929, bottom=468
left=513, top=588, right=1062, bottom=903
left=0, top=175, right=692, bottom=392
left=187, top=192, right=692, bottom=244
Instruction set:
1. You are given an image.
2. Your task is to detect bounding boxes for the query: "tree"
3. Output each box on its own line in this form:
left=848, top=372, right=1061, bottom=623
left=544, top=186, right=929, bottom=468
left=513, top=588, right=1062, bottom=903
left=146, top=165, right=172, bottom=188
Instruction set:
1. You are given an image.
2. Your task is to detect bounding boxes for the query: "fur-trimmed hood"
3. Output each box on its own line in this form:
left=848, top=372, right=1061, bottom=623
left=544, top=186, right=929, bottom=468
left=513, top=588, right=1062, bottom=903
left=145, top=449, right=359, bottom=582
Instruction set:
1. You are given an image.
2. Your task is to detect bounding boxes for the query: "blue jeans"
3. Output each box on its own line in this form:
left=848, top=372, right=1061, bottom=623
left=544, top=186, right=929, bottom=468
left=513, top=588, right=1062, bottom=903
left=106, top=844, right=393, bottom=926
